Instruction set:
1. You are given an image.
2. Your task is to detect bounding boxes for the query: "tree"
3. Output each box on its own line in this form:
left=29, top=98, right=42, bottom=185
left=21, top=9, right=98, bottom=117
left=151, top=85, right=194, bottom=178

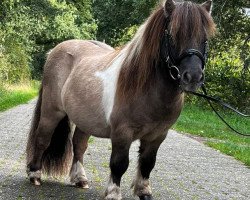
left=93, top=0, right=157, bottom=46
left=0, top=0, right=97, bottom=81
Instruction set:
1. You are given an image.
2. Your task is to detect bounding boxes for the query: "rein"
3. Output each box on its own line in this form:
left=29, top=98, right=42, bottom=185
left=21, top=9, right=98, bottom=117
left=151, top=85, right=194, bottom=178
left=162, top=30, right=250, bottom=137
left=187, top=85, right=250, bottom=137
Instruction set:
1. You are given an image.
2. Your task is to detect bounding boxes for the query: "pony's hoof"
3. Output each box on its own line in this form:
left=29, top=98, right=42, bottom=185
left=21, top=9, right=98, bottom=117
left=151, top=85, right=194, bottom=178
left=139, top=195, right=153, bottom=200
left=30, top=177, right=41, bottom=186
left=75, top=181, right=89, bottom=189
left=27, top=168, right=42, bottom=186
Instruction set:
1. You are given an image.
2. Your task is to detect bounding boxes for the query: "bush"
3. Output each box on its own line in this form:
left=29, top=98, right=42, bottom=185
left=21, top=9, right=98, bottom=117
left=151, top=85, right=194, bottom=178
left=0, top=31, right=31, bottom=83
left=189, top=38, right=250, bottom=112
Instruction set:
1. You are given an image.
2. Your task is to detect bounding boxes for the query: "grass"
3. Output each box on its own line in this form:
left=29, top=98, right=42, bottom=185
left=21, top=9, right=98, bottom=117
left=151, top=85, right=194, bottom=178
left=173, top=103, right=250, bottom=166
left=0, top=81, right=39, bottom=112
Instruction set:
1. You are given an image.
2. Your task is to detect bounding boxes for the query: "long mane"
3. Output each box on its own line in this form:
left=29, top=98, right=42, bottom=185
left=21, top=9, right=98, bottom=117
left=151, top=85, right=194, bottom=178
left=116, top=1, right=216, bottom=102
left=169, top=1, right=216, bottom=53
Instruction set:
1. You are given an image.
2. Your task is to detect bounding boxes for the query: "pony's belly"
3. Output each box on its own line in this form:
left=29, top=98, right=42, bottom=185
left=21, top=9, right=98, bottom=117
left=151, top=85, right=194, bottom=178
left=74, top=120, right=111, bottom=138
left=63, top=98, right=111, bottom=138
left=61, top=55, right=113, bottom=137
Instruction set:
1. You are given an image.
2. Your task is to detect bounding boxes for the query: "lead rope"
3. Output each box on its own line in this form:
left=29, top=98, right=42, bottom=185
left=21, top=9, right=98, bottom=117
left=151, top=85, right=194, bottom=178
left=187, top=85, right=250, bottom=136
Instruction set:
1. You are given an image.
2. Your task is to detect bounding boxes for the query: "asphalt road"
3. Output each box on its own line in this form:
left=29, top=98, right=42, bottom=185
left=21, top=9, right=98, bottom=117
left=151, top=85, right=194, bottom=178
left=0, top=99, right=249, bottom=200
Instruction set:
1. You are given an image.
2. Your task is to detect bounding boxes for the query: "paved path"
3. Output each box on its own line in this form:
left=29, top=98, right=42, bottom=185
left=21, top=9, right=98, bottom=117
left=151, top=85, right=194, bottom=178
left=0, top=100, right=249, bottom=200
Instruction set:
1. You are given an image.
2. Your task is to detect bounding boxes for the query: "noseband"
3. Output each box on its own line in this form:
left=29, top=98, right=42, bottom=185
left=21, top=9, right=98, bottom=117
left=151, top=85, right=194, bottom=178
left=162, top=30, right=209, bottom=81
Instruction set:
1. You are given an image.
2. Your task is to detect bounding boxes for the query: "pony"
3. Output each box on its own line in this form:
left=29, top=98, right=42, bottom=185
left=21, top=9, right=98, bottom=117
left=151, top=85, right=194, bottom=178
left=26, top=0, right=216, bottom=199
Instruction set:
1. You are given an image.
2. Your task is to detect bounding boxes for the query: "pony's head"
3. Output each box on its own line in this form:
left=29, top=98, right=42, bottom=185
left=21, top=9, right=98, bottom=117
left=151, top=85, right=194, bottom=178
left=163, top=0, right=216, bottom=91
left=117, top=0, right=216, bottom=101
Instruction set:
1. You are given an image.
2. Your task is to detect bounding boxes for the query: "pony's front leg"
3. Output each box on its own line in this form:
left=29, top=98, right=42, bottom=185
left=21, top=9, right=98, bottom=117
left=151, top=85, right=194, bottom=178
left=132, top=134, right=167, bottom=200
left=105, top=137, right=132, bottom=200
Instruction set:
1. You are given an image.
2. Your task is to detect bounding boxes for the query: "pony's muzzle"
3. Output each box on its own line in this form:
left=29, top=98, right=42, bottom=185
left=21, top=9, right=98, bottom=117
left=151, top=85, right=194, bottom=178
left=181, top=70, right=204, bottom=91
left=182, top=70, right=204, bottom=84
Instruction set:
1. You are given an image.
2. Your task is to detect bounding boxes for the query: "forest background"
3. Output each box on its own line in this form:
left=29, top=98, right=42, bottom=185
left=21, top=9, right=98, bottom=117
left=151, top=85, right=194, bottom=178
left=0, top=0, right=249, bottom=111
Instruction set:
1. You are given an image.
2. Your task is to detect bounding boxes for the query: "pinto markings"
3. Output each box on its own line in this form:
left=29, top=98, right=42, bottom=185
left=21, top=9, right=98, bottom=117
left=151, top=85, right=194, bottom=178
left=95, top=52, right=126, bottom=123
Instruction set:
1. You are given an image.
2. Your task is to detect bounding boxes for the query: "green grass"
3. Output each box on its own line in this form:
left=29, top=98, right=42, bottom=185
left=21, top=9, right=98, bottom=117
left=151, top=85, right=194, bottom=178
left=173, top=103, right=250, bottom=166
left=0, top=81, right=39, bottom=112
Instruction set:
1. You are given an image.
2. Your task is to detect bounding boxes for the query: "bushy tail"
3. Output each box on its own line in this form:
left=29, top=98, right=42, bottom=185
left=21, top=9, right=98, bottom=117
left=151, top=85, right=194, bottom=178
left=41, top=115, right=72, bottom=176
left=26, top=85, right=43, bottom=165
left=26, top=85, right=72, bottom=176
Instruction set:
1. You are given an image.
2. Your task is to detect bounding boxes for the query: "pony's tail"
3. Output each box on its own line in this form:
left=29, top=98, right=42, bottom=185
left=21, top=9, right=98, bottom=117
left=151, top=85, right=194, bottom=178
left=26, top=85, right=43, bottom=166
left=26, top=85, right=72, bottom=176
left=41, top=115, right=72, bottom=176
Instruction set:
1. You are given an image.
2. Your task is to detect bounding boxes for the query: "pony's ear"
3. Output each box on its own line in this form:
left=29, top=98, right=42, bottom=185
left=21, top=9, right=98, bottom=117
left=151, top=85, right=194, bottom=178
left=201, top=0, right=213, bottom=14
left=164, top=0, right=175, bottom=17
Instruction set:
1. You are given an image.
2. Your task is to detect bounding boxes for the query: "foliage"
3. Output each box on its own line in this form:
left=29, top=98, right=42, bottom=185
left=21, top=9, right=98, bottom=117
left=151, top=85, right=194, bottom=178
left=0, top=0, right=97, bottom=82
left=115, top=25, right=139, bottom=46
left=93, top=0, right=157, bottom=46
left=0, top=29, right=31, bottom=83
left=209, top=0, right=250, bottom=50
left=205, top=40, right=250, bottom=112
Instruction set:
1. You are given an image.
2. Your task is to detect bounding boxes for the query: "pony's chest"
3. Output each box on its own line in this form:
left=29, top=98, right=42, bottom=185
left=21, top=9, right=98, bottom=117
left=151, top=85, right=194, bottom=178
left=95, top=55, right=124, bottom=123
left=130, top=121, right=170, bottom=141
left=112, top=100, right=183, bottom=141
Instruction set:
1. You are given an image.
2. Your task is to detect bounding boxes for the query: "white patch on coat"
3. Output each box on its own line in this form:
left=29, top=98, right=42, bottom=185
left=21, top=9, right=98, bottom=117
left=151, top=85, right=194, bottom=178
left=70, top=161, right=88, bottom=183
left=27, top=169, right=42, bottom=179
left=105, top=178, right=122, bottom=200
left=132, top=171, right=152, bottom=196
left=95, top=53, right=125, bottom=123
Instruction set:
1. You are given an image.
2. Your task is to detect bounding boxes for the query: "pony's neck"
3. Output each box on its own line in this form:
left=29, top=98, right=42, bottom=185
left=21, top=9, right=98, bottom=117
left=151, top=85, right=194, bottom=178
left=116, top=7, right=166, bottom=102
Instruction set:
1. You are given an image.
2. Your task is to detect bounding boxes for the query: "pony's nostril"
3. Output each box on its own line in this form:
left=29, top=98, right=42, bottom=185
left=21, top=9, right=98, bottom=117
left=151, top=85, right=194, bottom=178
left=182, top=71, right=204, bottom=84
left=182, top=72, right=192, bottom=84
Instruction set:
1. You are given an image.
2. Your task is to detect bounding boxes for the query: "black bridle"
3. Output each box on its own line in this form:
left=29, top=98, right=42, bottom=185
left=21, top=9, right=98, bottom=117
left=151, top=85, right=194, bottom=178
left=161, top=29, right=250, bottom=137
left=162, top=29, right=208, bottom=81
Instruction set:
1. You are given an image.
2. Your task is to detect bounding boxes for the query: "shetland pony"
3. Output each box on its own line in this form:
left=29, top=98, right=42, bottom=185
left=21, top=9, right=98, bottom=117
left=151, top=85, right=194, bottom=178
left=26, top=0, right=216, bottom=199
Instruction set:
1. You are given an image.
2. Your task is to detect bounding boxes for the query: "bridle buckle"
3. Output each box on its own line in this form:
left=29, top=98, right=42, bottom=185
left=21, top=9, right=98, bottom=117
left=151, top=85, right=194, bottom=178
left=169, top=65, right=181, bottom=80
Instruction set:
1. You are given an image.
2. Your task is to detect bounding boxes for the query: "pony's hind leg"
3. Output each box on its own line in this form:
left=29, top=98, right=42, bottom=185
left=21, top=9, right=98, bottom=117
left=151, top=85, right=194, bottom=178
left=27, top=106, right=67, bottom=184
left=69, top=127, right=90, bottom=189
left=26, top=86, right=69, bottom=185
left=27, top=110, right=66, bottom=185
left=132, top=134, right=167, bottom=200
